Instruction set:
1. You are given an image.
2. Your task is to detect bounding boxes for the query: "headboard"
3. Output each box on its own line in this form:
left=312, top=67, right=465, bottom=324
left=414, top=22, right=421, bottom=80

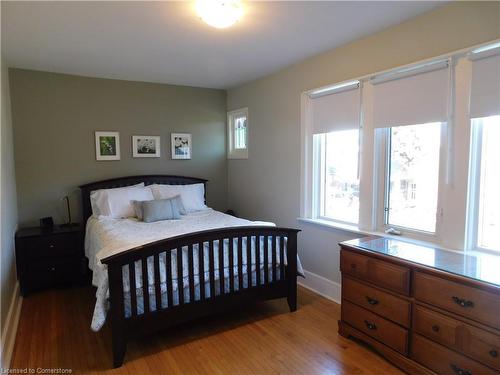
left=79, top=175, right=208, bottom=223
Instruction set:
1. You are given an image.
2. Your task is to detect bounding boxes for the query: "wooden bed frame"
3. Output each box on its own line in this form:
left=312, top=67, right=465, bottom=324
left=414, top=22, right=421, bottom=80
left=79, top=175, right=300, bottom=367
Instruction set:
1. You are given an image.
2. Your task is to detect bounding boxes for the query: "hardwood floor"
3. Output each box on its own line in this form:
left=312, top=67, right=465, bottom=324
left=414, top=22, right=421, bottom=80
left=11, top=286, right=404, bottom=374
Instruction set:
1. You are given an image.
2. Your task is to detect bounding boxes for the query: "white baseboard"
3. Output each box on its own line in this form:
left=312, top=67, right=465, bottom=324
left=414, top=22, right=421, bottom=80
left=298, top=269, right=341, bottom=304
left=1, top=282, right=22, bottom=368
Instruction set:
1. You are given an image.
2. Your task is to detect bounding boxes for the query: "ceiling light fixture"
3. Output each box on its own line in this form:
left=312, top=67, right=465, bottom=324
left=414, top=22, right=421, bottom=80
left=195, top=0, right=244, bottom=29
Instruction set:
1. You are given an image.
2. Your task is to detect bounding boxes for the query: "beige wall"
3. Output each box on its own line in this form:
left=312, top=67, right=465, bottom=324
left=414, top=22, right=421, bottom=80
left=1, top=57, right=18, bottom=337
left=9, top=69, right=227, bottom=227
left=227, top=2, right=500, bottom=284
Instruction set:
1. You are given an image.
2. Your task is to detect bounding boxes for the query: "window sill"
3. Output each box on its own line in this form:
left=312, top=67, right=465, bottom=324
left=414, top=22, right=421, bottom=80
left=297, top=217, right=465, bottom=255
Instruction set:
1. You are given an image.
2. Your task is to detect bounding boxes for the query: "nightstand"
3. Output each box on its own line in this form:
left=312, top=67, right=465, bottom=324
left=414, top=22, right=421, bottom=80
left=15, top=225, right=88, bottom=296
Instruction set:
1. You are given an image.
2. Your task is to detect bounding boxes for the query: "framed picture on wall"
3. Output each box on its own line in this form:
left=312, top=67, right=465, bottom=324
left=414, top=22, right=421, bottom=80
left=95, top=131, right=120, bottom=161
left=171, top=133, right=192, bottom=160
left=132, top=135, right=161, bottom=158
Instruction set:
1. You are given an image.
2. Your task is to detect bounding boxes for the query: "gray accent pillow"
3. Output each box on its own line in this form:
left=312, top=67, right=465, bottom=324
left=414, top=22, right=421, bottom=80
left=133, top=195, right=186, bottom=221
left=139, top=198, right=182, bottom=223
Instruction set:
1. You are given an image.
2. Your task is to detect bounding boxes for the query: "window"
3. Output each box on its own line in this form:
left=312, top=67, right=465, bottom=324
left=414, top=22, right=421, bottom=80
left=383, top=123, right=442, bottom=233
left=307, top=81, right=361, bottom=225
left=315, top=130, right=360, bottom=224
left=469, top=116, right=500, bottom=252
left=300, top=41, right=499, bottom=251
left=227, top=108, right=248, bottom=159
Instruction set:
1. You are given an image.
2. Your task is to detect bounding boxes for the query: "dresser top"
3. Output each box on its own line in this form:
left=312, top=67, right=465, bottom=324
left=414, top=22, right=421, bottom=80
left=341, top=237, right=500, bottom=287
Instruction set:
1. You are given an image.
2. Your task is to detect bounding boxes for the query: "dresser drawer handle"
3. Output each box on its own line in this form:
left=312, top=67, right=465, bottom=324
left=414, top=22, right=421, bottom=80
left=50, top=267, right=56, bottom=271
left=490, top=349, right=498, bottom=358
left=450, top=364, right=472, bottom=375
left=49, top=244, right=55, bottom=248
left=365, top=296, right=379, bottom=306
left=452, top=296, right=474, bottom=308
left=432, top=325, right=440, bottom=332
left=364, top=320, right=377, bottom=330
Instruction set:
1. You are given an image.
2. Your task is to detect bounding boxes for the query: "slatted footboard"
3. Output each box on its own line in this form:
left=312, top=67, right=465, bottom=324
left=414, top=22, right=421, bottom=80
left=101, top=226, right=300, bottom=367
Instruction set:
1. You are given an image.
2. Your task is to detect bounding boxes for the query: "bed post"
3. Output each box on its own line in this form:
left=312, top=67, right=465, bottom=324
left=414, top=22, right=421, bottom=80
left=286, top=232, right=298, bottom=312
left=108, top=263, right=127, bottom=368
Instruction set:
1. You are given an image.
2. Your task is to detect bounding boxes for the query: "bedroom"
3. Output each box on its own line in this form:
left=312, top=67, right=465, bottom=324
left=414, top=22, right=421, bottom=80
left=1, top=1, right=499, bottom=374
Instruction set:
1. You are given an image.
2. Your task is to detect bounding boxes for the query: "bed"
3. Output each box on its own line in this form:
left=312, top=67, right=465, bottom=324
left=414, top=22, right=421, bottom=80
left=80, top=175, right=301, bottom=367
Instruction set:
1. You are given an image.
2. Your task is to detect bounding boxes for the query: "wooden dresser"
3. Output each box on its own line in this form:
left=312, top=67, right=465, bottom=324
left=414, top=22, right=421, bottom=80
left=339, top=237, right=500, bottom=375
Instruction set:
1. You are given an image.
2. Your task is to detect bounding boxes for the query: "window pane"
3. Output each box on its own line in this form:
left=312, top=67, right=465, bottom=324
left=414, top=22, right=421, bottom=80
left=322, top=130, right=359, bottom=223
left=387, top=123, right=441, bottom=232
left=477, top=116, right=500, bottom=251
left=234, top=116, right=247, bottom=149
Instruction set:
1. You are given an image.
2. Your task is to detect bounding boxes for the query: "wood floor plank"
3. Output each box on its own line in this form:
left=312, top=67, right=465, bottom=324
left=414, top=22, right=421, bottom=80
left=10, top=286, right=404, bottom=374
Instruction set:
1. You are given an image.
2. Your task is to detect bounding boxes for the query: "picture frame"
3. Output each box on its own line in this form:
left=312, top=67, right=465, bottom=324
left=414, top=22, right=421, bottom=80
left=171, top=133, right=192, bottom=160
left=95, top=131, right=120, bottom=161
left=132, top=135, right=161, bottom=158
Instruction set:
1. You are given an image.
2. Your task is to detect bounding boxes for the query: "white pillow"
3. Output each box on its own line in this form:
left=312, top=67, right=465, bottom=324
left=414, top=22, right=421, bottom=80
left=90, top=183, right=154, bottom=218
left=150, top=183, right=207, bottom=213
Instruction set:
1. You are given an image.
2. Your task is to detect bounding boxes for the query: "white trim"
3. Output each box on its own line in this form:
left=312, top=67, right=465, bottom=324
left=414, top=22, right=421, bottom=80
left=371, top=59, right=449, bottom=85
left=1, top=282, right=22, bottom=368
left=298, top=269, right=341, bottom=304
left=302, top=38, right=499, bottom=94
left=297, top=217, right=467, bottom=256
left=309, top=80, right=359, bottom=99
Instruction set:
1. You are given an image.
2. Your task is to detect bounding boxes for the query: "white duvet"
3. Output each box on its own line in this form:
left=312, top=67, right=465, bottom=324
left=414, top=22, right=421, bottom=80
left=85, top=209, right=302, bottom=331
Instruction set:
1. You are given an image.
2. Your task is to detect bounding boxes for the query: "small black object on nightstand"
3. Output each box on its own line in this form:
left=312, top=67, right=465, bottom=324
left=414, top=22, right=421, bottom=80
left=15, top=224, right=89, bottom=296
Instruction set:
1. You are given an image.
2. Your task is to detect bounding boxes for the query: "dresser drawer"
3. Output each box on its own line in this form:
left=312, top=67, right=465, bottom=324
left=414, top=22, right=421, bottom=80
left=342, top=276, right=411, bottom=327
left=342, top=300, right=408, bottom=354
left=414, top=304, right=460, bottom=348
left=25, top=233, right=80, bottom=259
left=341, top=250, right=410, bottom=295
left=415, top=305, right=500, bottom=371
left=414, top=271, right=500, bottom=329
left=412, top=333, right=498, bottom=375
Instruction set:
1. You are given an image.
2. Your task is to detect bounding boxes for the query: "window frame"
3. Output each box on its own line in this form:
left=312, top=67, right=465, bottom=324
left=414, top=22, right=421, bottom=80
left=374, top=123, right=447, bottom=243
left=227, top=108, right=249, bottom=159
left=466, top=117, right=500, bottom=254
left=312, top=130, right=361, bottom=226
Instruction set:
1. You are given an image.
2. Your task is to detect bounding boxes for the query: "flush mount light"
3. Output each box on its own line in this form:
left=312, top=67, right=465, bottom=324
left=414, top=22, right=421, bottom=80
left=195, top=0, right=244, bottom=29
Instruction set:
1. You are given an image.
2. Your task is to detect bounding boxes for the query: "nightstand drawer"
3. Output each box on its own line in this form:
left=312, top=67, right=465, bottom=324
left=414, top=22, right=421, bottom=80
left=25, top=233, right=79, bottom=259
left=342, top=300, right=408, bottom=354
left=25, top=257, right=83, bottom=291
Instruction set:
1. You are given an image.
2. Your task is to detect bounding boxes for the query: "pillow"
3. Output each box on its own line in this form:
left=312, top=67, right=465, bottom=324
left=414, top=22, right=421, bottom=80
left=90, top=183, right=154, bottom=218
left=150, top=183, right=207, bottom=213
left=91, top=183, right=145, bottom=216
left=140, top=198, right=182, bottom=223
left=133, top=195, right=185, bottom=220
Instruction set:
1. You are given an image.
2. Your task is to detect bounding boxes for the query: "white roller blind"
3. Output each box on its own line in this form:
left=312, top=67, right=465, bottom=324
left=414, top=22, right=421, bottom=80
left=372, top=66, right=449, bottom=128
left=470, top=53, right=500, bottom=119
left=311, top=87, right=360, bottom=134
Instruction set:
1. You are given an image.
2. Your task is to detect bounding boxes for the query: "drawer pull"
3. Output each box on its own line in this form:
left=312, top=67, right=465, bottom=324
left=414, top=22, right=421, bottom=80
left=431, top=325, right=440, bottom=332
left=49, top=244, right=55, bottom=248
left=365, top=296, right=379, bottom=306
left=364, top=320, right=377, bottom=330
left=350, top=263, right=357, bottom=269
left=50, top=267, right=56, bottom=271
left=452, top=296, right=474, bottom=308
left=450, top=364, right=472, bottom=375
left=490, top=349, right=498, bottom=358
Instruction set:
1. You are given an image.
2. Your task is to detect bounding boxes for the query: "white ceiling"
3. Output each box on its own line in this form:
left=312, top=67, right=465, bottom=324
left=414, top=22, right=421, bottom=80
left=2, top=1, right=443, bottom=89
